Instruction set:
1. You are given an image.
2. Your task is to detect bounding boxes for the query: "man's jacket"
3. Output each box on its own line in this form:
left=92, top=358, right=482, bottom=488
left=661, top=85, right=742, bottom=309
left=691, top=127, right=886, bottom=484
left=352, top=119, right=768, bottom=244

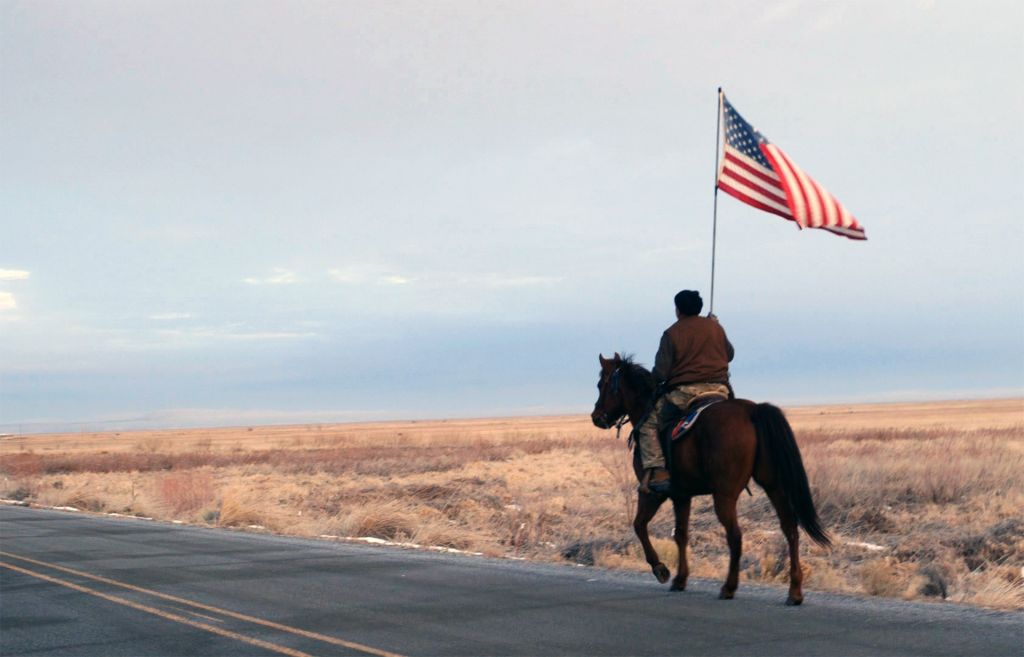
left=652, top=315, right=734, bottom=388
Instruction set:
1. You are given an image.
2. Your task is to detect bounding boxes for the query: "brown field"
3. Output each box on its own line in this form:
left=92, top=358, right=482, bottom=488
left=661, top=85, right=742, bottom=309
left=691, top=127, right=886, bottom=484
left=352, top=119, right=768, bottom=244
left=2, top=398, right=1022, bottom=609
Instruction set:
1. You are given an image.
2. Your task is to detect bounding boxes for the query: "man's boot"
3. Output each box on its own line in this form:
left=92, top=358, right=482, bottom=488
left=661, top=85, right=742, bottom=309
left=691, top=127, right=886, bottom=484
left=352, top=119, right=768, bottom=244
left=640, top=467, right=672, bottom=495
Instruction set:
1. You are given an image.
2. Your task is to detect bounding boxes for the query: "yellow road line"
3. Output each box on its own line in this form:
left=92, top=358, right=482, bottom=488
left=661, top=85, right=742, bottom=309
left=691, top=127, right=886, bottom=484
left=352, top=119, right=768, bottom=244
left=0, top=550, right=406, bottom=657
left=1, top=561, right=315, bottom=657
left=166, top=606, right=226, bottom=623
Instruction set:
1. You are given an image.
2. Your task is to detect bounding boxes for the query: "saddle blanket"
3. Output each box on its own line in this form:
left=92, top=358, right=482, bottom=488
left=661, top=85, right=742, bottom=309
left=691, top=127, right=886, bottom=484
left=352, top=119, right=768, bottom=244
left=670, top=397, right=725, bottom=441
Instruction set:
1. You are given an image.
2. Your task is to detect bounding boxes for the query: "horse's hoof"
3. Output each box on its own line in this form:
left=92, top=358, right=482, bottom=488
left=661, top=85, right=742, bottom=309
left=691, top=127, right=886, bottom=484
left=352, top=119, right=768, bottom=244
left=785, top=595, right=803, bottom=606
left=718, top=587, right=735, bottom=600
left=652, top=563, right=671, bottom=583
left=670, top=577, right=687, bottom=592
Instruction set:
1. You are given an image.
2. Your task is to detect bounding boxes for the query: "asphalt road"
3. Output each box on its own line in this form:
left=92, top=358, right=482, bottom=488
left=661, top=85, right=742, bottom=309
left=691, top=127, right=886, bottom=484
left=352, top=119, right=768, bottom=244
left=1, top=505, right=1020, bottom=657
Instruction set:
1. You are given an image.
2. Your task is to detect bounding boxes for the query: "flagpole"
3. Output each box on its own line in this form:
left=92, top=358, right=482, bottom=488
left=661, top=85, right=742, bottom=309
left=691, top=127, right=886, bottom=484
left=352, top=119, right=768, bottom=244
left=709, top=87, right=723, bottom=316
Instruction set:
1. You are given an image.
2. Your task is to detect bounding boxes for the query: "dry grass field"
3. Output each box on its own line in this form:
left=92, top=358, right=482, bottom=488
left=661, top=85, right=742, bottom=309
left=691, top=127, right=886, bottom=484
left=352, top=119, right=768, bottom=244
left=2, top=399, right=1022, bottom=609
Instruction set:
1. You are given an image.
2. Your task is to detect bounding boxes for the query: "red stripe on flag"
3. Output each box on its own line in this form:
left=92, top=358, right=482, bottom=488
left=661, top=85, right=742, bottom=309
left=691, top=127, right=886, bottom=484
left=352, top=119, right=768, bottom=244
left=721, top=151, right=782, bottom=190
left=783, top=151, right=864, bottom=237
left=814, top=179, right=839, bottom=229
left=718, top=180, right=796, bottom=222
left=782, top=151, right=815, bottom=228
left=770, top=147, right=815, bottom=229
left=804, top=175, right=826, bottom=228
left=838, top=204, right=855, bottom=230
left=760, top=145, right=804, bottom=227
left=718, top=166, right=791, bottom=208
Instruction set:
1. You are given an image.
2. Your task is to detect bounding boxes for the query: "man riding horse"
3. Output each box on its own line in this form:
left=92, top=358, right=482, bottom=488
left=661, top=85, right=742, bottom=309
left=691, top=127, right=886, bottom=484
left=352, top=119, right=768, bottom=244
left=591, top=295, right=828, bottom=603
left=636, top=289, right=734, bottom=495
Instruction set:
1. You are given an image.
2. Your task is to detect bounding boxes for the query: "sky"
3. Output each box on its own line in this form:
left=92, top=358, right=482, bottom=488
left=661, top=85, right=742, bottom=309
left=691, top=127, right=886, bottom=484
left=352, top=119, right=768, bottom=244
left=2, top=0, right=1022, bottom=432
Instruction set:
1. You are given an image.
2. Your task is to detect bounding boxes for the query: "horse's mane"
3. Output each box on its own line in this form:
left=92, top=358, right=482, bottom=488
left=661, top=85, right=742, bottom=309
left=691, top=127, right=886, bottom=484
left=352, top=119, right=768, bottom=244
left=619, top=354, right=656, bottom=401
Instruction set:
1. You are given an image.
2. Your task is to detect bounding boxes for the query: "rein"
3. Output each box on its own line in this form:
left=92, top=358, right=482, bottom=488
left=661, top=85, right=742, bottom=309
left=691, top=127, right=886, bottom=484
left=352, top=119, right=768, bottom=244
left=614, top=413, right=628, bottom=440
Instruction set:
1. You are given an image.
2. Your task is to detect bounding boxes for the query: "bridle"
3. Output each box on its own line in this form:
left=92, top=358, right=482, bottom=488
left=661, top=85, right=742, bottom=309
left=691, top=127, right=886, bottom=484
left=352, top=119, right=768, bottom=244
left=596, top=366, right=630, bottom=437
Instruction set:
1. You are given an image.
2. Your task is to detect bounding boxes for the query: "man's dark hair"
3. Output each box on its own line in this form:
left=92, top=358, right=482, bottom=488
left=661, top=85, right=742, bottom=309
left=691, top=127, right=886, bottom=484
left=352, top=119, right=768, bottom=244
left=674, top=290, right=703, bottom=316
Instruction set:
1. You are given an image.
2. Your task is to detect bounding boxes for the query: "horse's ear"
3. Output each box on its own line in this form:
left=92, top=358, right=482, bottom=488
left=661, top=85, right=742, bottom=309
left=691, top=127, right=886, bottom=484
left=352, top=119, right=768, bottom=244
left=599, top=354, right=608, bottom=366
left=613, top=351, right=622, bottom=362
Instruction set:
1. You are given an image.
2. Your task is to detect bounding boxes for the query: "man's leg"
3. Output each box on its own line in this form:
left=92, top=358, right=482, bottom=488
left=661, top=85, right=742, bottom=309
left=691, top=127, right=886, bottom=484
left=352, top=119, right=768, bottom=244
left=636, top=396, right=671, bottom=494
left=663, top=387, right=697, bottom=410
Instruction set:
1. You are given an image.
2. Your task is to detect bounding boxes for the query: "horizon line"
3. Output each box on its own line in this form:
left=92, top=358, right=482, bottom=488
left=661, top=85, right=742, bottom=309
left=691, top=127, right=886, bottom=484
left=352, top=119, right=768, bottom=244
left=2, top=394, right=1021, bottom=437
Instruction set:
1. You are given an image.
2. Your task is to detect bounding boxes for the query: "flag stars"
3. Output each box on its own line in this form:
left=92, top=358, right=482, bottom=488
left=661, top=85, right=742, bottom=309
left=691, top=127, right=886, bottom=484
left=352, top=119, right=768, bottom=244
left=722, top=97, right=772, bottom=166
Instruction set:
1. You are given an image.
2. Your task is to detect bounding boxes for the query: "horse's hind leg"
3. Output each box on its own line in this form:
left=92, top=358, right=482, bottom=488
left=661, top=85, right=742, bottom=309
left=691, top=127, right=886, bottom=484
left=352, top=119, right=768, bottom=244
left=764, top=485, right=804, bottom=605
left=634, top=492, right=670, bottom=583
left=712, top=492, right=742, bottom=599
left=670, top=495, right=692, bottom=591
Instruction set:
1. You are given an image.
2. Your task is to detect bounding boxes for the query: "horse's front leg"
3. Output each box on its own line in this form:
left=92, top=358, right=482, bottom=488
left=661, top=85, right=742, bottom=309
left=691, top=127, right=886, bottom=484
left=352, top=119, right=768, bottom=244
left=634, top=491, right=670, bottom=583
left=670, top=495, right=692, bottom=591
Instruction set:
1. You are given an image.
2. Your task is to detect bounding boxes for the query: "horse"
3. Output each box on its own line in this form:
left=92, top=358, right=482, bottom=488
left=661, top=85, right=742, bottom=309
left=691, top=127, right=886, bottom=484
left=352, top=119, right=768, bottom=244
left=590, top=352, right=830, bottom=605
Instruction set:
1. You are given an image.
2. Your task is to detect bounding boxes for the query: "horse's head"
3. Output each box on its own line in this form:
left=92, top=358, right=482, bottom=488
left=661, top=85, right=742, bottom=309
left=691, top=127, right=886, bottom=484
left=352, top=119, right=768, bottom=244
left=591, top=352, right=627, bottom=429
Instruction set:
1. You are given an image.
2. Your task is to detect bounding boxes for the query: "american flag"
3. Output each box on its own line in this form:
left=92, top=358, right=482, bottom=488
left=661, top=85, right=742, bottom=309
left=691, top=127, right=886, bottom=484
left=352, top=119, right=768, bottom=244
left=717, top=94, right=866, bottom=240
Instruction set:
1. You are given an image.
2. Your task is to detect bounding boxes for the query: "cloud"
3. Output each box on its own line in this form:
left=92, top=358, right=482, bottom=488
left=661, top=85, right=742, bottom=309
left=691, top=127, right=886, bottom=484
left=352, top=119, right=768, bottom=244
left=243, top=267, right=300, bottom=285
left=328, top=266, right=412, bottom=285
left=475, top=274, right=561, bottom=288
left=760, top=0, right=802, bottom=23
left=0, top=292, right=16, bottom=310
left=149, top=312, right=193, bottom=320
left=204, top=330, right=317, bottom=341
left=809, top=4, right=847, bottom=33
left=137, top=325, right=318, bottom=348
left=327, top=267, right=361, bottom=283
left=328, top=265, right=561, bottom=289
left=0, top=269, right=30, bottom=281
left=82, top=323, right=320, bottom=351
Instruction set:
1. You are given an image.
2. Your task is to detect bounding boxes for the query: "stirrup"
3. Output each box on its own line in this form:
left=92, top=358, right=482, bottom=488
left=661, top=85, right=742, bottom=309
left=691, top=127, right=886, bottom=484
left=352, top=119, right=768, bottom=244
left=647, top=478, right=673, bottom=495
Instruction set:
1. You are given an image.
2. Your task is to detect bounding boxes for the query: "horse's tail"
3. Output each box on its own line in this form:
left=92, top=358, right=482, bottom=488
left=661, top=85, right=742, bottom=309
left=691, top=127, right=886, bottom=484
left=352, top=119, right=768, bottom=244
left=752, top=403, right=831, bottom=547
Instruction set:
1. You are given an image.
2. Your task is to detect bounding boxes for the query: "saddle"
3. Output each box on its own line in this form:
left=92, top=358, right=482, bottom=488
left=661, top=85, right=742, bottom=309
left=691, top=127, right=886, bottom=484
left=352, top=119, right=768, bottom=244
left=659, top=393, right=728, bottom=444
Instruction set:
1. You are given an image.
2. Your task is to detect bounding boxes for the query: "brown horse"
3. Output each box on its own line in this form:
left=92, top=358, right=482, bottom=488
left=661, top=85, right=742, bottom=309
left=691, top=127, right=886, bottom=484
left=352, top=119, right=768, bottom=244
left=591, top=352, right=830, bottom=605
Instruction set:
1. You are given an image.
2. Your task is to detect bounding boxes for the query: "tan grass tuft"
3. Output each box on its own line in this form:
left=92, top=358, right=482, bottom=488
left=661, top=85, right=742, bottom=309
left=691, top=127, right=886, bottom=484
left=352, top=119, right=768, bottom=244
left=156, top=471, right=215, bottom=516
left=862, top=558, right=915, bottom=597
left=334, top=500, right=423, bottom=541
left=218, top=488, right=266, bottom=528
left=953, top=569, right=1024, bottom=608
